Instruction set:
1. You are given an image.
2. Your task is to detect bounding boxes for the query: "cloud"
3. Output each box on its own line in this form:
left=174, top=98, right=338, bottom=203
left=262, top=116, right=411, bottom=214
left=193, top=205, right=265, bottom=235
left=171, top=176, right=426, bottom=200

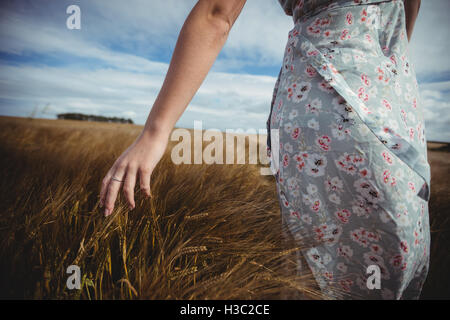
left=418, top=81, right=450, bottom=142
left=0, top=0, right=292, bottom=70
left=409, top=0, right=450, bottom=79
left=0, top=63, right=276, bottom=132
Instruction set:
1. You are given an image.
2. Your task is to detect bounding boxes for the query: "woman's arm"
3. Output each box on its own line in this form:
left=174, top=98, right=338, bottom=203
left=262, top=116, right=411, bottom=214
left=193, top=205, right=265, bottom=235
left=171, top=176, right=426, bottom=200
left=99, top=0, right=247, bottom=216
left=403, top=0, right=421, bottom=42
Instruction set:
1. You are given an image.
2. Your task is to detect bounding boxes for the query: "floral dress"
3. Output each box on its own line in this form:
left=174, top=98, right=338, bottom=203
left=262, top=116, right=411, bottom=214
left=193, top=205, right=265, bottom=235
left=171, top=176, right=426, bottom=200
left=266, top=0, right=431, bottom=299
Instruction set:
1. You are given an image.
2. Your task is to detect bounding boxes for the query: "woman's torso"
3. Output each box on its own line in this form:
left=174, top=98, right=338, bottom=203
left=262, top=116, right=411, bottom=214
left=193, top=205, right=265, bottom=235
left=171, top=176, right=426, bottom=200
left=271, top=0, right=431, bottom=200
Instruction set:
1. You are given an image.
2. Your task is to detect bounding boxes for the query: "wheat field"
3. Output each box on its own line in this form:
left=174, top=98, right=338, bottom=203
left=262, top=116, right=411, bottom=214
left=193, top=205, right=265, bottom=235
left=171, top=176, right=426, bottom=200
left=0, top=116, right=448, bottom=299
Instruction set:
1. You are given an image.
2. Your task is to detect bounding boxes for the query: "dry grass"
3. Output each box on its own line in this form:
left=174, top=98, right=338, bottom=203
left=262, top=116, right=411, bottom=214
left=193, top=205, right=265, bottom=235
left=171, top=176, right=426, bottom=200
left=0, top=116, right=448, bottom=299
left=421, top=142, right=450, bottom=299
left=0, top=116, right=319, bottom=300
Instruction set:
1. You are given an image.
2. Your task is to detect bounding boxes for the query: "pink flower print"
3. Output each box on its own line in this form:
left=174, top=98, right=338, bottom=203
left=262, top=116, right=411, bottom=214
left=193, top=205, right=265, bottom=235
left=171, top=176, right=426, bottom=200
left=346, top=12, right=353, bottom=25
left=287, top=82, right=311, bottom=102
left=305, top=64, right=317, bottom=77
left=361, top=73, right=371, bottom=86
left=311, top=199, right=321, bottom=212
left=291, top=127, right=300, bottom=139
left=283, top=153, right=289, bottom=167
left=359, top=168, right=369, bottom=177
left=381, top=151, right=394, bottom=165
left=367, top=230, right=381, bottom=242
left=316, top=135, right=332, bottom=151
left=382, top=98, right=392, bottom=111
left=340, top=29, right=350, bottom=40
left=276, top=98, right=283, bottom=111
left=295, top=152, right=308, bottom=172
left=287, top=29, right=300, bottom=42
left=400, top=109, right=407, bottom=124
left=307, top=49, right=319, bottom=56
left=325, top=176, right=344, bottom=193
left=306, top=98, right=322, bottom=115
left=409, top=127, right=415, bottom=140
left=335, top=153, right=365, bottom=175
left=390, top=54, right=397, bottom=66
left=283, top=57, right=294, bottom=74
left=350, top=227, right=381, bottom=248
left=305, top=153, right=328, bottom=177
left=370, top=244, right=383, bottom=255
left=280, top=192, right=289, bottom=208
left=351, top=154, right=365, bottom=166
left=337, top=245, right=353, bottom=258
left=320, top=17, right=331, bottom=27
left=307, top=23, right=321, bottom=37
left=360, top=8, right=368, bottom=23
left=287, top=83, right=296, bottom=100
left=412, top=97, right=417, bottom=109
left=417, top=122, right=424, bottom=142
left=357, top=87, right=369, bottom=102
left=400, top=240, right=409, bottom=254
left=335, top=209, right=352, bottom=223
left=390, top=254, right=403, bottom=269
left=383, top=170, right=397, bottom=186
left=339, top=279, right=353, bottom=292
left=315, top=223, right=342, bottom=245
left=290, top=210, right=301, bottom=219
left=351, top=196, right=370, bottom=218
left=354, top=178, right=385, bottom=204
left=376, top=66, right=390, bottom=84
left=323, top=271, right=333, bottom=281
left=318, top=79, right=334, bottom=93
left=413, top=229, right=420, bottom=246
left=330, top=64, right=339, bottom=74
left=312, top=18, right=321, bottom=27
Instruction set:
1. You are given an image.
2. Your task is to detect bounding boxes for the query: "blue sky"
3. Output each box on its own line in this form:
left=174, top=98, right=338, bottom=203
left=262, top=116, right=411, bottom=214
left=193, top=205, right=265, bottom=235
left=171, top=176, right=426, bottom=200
left=0, top=0, right=449, bottom=142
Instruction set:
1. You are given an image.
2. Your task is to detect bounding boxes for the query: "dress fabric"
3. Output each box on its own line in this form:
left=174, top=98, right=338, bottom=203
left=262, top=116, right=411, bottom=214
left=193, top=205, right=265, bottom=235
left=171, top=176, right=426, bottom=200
left=266, top=0, right=431, bottom=299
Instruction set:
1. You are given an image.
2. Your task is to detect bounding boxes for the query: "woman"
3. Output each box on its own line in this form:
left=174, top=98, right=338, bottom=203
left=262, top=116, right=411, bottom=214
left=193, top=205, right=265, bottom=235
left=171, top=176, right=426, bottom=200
left=99, top=0, right=429, bottom=299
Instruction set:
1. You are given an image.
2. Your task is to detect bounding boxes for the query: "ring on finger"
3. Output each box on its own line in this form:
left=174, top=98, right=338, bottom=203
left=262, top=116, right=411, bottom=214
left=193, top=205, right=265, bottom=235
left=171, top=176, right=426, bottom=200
left=111, top=176, right=124, bottom=183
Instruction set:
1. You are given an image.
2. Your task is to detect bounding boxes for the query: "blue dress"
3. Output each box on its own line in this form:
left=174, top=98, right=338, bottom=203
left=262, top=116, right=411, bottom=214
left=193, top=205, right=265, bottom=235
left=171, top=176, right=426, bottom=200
left=266, top=0, right=431, bottom=299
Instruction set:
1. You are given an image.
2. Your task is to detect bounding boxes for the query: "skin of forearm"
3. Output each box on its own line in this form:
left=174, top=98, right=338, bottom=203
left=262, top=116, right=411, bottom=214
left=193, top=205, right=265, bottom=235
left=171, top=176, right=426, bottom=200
left=141, top=1, right=241, bottom=140
left=403, top=0, right=421, bottom=42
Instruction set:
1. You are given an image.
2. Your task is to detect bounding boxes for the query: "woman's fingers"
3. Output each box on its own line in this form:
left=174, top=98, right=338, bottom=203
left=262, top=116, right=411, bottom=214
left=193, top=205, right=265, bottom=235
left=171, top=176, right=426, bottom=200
left=139, top=166, right=152, bottom=198
left=104, top=163, right=127, bottom=216
left=123, top=164, right=137, bottom=210
left=99, top=136, right=163, bottom=217
left=99, top=171, right=113, bottom=208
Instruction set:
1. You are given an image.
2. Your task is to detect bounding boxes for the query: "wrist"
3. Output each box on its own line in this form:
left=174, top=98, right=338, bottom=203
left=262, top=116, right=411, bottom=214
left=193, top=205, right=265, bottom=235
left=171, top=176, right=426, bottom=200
left=140, top=118, right=172, bottom=142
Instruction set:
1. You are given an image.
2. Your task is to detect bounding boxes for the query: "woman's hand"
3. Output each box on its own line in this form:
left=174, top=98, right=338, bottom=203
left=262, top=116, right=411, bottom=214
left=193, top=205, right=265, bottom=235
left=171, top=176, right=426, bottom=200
left=99, top=130, right=169, bottom=216
left=98, top=0, right=247, bottom=217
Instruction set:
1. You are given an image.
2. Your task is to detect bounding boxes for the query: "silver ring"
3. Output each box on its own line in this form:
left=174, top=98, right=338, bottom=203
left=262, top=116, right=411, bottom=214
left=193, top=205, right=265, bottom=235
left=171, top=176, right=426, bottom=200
left=111, top=176, right=124, bottom=183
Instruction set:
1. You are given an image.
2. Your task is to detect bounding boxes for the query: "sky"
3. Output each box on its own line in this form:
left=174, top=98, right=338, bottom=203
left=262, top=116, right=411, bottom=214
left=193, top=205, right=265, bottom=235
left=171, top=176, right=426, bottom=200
left=0, top=0, right=449, bottom=142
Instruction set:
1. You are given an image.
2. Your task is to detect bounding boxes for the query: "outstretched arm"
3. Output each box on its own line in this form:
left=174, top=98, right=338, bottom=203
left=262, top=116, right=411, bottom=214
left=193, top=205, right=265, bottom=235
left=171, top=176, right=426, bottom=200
left=100, top=0, right=247, bottom=216
left=403, top=0, right=421, bottom=42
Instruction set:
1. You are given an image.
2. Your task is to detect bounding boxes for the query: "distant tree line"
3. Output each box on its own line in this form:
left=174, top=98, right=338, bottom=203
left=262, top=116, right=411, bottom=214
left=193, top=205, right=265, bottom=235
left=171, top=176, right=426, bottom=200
left=57, top=113, right=133, bottom=124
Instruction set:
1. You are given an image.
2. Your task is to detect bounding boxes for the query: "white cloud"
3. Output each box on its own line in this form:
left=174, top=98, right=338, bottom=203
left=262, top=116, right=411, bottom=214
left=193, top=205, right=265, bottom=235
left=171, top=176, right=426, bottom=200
left=409, top=0, right=450, bottom=78
left=0, top=63, right=276, bottom=131
left=418, top=81, right=450, bottom=142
